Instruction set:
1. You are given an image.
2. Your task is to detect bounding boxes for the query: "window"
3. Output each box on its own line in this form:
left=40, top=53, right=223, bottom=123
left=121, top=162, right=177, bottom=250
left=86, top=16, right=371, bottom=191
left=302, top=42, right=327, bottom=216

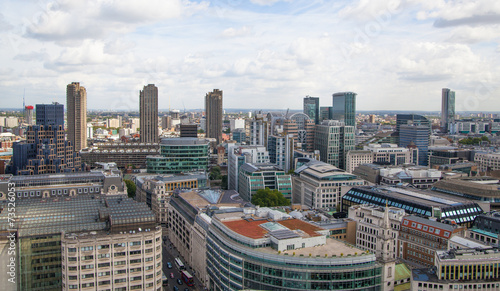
left=81, top=246, right=93, bottom=252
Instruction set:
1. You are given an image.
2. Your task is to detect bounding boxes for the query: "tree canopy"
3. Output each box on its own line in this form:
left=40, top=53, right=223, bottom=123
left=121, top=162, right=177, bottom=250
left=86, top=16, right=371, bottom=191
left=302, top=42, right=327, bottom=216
left=251, top=188, right=290, bottom=207
left=209, top=166, right=222, bottom=180
left=458, top=136, right=489, bottom=145
left=124, top=179, right=136, bottom=198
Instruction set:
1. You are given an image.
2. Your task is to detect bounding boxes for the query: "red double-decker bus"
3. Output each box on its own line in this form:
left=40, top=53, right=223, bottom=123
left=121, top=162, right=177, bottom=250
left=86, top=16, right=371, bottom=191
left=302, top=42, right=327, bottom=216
left=180, top=270, right=194, bottom=287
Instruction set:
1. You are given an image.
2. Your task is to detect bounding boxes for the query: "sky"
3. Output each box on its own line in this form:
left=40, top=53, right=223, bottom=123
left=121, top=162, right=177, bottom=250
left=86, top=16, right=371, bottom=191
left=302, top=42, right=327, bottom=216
left=0, top=0, right=499, bottom=112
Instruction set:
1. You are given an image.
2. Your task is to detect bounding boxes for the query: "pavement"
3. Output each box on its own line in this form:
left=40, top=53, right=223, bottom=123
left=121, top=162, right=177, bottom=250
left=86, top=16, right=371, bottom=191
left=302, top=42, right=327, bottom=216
left=162, top=236, right=206, bottom=291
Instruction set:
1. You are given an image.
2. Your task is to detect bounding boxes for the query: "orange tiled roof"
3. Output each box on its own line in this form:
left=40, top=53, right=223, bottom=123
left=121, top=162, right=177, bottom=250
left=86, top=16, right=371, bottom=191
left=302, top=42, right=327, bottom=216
left=278, top=219, right=323, bottom=237
left=223, top=219, right=269, bottom=239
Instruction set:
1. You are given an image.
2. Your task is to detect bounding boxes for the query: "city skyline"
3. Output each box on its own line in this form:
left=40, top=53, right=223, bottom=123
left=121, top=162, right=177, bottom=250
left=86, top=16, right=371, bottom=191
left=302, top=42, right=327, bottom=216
left=0, top=1, right=499, bottom=112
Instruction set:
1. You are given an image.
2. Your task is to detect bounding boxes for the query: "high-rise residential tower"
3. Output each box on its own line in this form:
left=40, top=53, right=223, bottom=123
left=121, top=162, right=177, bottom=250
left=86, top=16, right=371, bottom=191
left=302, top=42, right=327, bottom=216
left=24, top=105, right=34, bottom=125
left=66, top=82, right=87, bottom=151
left=332, top=91, right=356, bottom=127
left=441, top=88, right=455, bottom=133
left=205, top=89, right=223, bottom=144
left=303, top=96, right=320, bottom=124
left=139, top=84, right=159, bottom=143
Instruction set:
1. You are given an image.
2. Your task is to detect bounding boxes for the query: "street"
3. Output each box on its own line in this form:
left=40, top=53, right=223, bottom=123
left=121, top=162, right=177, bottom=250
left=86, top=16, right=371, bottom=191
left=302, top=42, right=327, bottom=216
left=162, top=236, right=206, bottom=291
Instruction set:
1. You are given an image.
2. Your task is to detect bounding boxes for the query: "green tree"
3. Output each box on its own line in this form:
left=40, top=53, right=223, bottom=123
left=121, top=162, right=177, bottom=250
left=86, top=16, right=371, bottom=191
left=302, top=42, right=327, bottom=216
left=221, top=175, right=228, bottom=190
left=251, top=188, right=290, bottom=207
left=209, top=166, right=222, bottom=180
left=124, top=179, right=136, bottom=198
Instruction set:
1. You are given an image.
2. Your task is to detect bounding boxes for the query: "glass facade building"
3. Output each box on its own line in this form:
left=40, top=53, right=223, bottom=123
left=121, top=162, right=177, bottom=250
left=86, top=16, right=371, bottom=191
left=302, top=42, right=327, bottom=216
left=146, top=138, right=209, bottom=174
left=332, top=92, right=356, bottom=127
left=441, top=88, right=455, bottom=133
left=314, top=120, right=355, bottom=170
left=399, top=124, right=430, bottom=166
left=206, top=214, right=383, bottom=291
left=303, top=96, right=320, bottom=124
left=238, top=163, right=292, bottom=201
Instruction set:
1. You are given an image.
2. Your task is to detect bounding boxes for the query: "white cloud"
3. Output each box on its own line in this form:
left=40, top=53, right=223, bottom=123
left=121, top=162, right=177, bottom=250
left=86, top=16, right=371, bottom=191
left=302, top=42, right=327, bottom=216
left=221, top=26, right=252, bottom=38
left=250, top=0, right=289, bottom=6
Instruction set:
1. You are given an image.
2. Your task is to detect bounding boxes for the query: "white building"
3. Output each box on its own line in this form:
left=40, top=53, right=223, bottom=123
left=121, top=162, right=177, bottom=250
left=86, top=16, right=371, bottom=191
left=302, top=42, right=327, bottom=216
left=363, top=143, right=415, bottom=165
left=379, top=166, right=442, bottom=188
left=345, top=150, right=374, bottom=173
left=230, top=118, right=245, bottom=131
left=61, top=227, right=163, bottom=291
left=227, top=145, right=269, bottom=191
left=5, top=116, right=18, bottom=128
left=292, top=160, right=365, bottom=210
left=107, top=118, right=121, bottom=128
left=474, top=152, right=500, bottom=172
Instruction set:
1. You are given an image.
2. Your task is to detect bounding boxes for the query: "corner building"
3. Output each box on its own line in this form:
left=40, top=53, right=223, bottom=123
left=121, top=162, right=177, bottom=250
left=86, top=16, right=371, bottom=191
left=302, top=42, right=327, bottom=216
left=207, top=211, right=383, bottom=291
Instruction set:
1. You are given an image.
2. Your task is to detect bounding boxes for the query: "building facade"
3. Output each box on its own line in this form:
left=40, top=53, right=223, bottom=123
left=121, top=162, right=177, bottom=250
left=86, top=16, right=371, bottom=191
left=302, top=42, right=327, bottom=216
left=332, top=91, right=356, bottom=127
left=314, top=120, right=355, bottom=170
left=146, top=138, right=209, bottom=174
left=67, top=82, right=87, bottom=151
left=345, top=150, right=374, bottom=173
left=474, top=152, right=500, bottom=172
left=303, top=96, right=320, bottom=124
left=399, top=124, right=430, bottom=166
left=227, top=145, right=269, bottom=191
left=36, top=102, right=64, bottom=127
left=139, top=84, right=159, bottom=143
left=268, top=134, right=294, bottom=172
left=80, top=142, right=159, bottom=169
left=238, top=163, right=292, bottom=202
left=205, top=89, right=223, bottom=145
left=292, top=160, right=365, bottom=210
left=441, top=88, right=456, bottom=133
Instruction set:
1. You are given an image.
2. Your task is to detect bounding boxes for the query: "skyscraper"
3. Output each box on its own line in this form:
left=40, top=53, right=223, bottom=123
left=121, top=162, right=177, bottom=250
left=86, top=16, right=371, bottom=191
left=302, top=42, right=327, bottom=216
left=139, top=84, right=159, bottom=143
left=399, top=124, right=430, bottom=166
left=441, top=88, right=455, bottom=133
left=66, top=82, right=87, bottom=151
left=24, top=105, right=34, bottom=125
left=303, top=96, right=320, bottom=124
left=332, top=91, right=356, bottom=127
left=205, top=89, right=223, bottom=144
left=314, top=120, right=355, bottom=170
left=36, top=102, right=64, bottom=127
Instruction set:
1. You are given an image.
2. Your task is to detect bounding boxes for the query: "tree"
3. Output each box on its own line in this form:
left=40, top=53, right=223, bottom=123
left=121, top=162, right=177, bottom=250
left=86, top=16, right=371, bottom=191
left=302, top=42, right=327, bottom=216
left=251, top=188, right=290, bottom=207
left=124, top=179, right=136, bottom=198
left=209, top=166, right=222, bottom=180
left=221, top=175, right=228, bottom=190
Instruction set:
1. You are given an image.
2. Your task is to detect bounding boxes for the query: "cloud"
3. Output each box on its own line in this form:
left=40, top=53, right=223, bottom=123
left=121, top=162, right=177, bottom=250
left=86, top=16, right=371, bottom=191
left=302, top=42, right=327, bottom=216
left=434, top=14, right=500, bottom=28
left=0, top=13, right=13, bottom=31
left=14, top=50, right=50, bottom=62
left=221, top=26, right=252, bottom=38
left=250, top=0, right=289, bottom=6
left=24, top=0, right=208, bottom=42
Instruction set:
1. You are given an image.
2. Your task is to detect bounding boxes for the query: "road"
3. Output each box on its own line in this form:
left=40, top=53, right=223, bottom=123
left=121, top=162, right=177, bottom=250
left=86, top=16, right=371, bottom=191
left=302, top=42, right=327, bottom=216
left=162, top=237, right=206, bottom=291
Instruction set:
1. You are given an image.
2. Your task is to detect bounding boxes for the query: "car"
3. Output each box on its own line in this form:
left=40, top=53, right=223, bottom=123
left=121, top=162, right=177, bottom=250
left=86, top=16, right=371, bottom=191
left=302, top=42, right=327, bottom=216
left=170, top=272, right=175, bottom=279
left=167, top=262, right=172, bottom=269
left=173, top=286, right=179, bottom=291
left=177, top=278, right=183, bottom=285
left=184, top=288, right=189, bottom=291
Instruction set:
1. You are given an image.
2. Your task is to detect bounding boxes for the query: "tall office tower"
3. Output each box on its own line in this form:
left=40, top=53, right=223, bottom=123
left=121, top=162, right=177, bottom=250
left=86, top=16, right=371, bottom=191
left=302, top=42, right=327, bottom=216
left=319, top=106, right=332, bottom=122
left=441, top=88, right=456, bottom=133
left=396, top=114, right=430, bottom=134
left=268, top=134, right=294, bottom=172
left=205, top=89, right=223, bottom=144
left=66, top=82, right=87, bottom=151
left=139, top=84, right=159, bottom=143
left=314, top=120, right=355, bottom=170
left=332, top=91, right=357, bottom=127
left=303, top=96, right=320, bottom=124
left=283, top=113, right=315, bottom=152
left=36, top=102, right=64, bottom=126
left=399, top=124, right=430, bottom=166
left=25, top=105, right=34, bottom=125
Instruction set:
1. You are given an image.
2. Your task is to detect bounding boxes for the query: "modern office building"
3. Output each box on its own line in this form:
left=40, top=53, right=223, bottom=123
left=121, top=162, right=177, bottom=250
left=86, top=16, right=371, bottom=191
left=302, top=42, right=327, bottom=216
left=396, top=114, right=431, bottom=134
left=319, top=106, right=332, bottom=122
left=292, top=159, right=365, bottom=210
left=428, top=147, right=472, bottom=167
left=134, top=172, right=208, bottom=225
left=80, top=142, right=159, bottom=169
left=227, top=145, right=269, bottom=191
left=467, top=212, right=500, bottom=246
left=364, top=143, right=416, bottom=165
left=412, top=248, right=500, bottom=291
left=432, top=177, right=500, bottom=210
left=0, top=195, right=159, bottom=291
left=238, top=163, right=292, bottom=201
left=441, top=88, right=456, bottom=133
left=139, top=84, right=159, bottom=143
left=36, top=102, right=64, bottom=127
left=332, top=92, right=356, bottom=127
left=303, top=96, right=320, bottom=124
left=399, top=124, right=430, bottom=166
left=207, top=209, right=384, bottom=291
left=146, top=138, right=209, bottom=174
left=345, top=150, right=374, bottom=173
left=379, top=166, right=442, bottom=189
left=474, top=152, right=500, bottom=172
left=248, top=116, right=269, bottom=147
left=0, top=164, right=126, bottom=199
left=314, top=120, right=355, bottom=170
left=67, top=82, right=87, bottom=151
left=400, top=215, right=464, bottom=267
left=342, top=186, right=485, bottom=226
left=284, top=112, right=315, bottom=152
left=205, top=89, right=223, bottom=145
left=11, top=121, right=83, bottom=175
left=180, top=124, right=198, bottom=138
left=268, top=134, right=294, bottom=172
left=232, top=128, right=246, bottom=143
left=25, top=105, right=34, bottom=125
